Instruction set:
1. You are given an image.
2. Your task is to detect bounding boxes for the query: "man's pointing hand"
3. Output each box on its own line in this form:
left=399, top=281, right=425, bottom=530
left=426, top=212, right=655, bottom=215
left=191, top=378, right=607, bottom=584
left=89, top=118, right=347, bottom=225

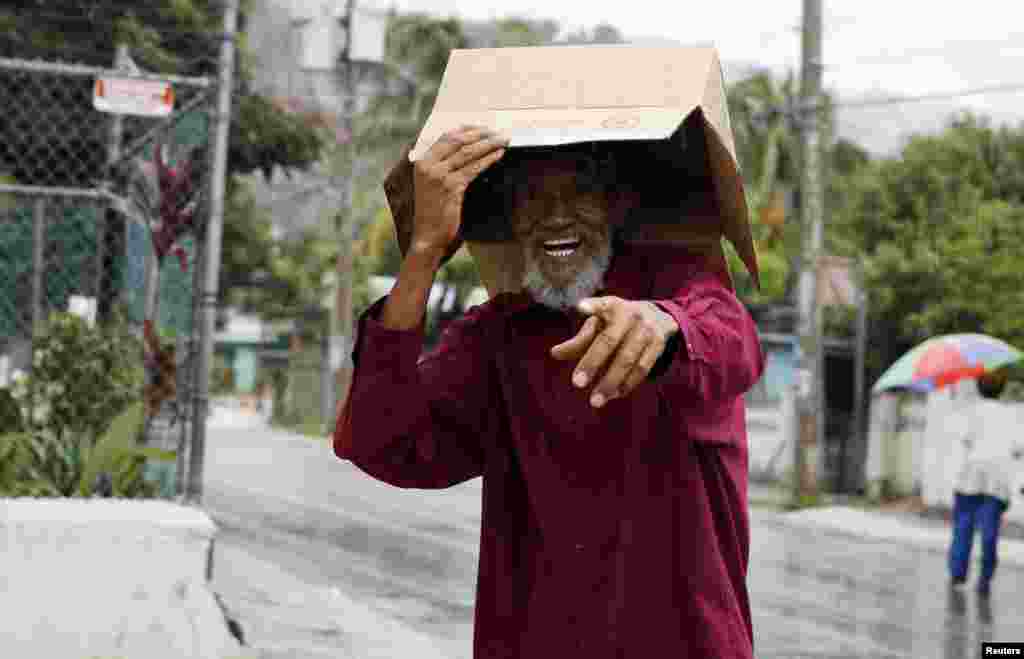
left=550, top=296, right=679, bottom=408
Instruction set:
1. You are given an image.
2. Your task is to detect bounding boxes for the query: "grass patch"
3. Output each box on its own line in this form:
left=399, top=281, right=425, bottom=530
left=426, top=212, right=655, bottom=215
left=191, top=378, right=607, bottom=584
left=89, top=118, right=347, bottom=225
left=294, top=418, right=329, bottom=439
left=748, top=497, right=789, bottom=511
left=780, top=493, right=825, bottom=511
left=272, top=414, right=330, bottom=440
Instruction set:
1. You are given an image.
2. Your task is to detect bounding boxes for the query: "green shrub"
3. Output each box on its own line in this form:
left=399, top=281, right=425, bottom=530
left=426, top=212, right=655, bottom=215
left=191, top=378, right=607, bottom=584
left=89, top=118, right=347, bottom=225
left=0, top=312, right=173, bottom=498
left=0, top=387, right=23, bottom=432
left=9, top=311, right=143, bottom=441
left=0, top=403, right=174, bottom=498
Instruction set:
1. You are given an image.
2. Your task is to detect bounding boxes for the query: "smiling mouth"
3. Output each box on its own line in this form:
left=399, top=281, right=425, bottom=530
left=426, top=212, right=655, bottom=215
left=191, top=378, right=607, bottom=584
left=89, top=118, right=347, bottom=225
left=542, top=236, right=582, bottom=258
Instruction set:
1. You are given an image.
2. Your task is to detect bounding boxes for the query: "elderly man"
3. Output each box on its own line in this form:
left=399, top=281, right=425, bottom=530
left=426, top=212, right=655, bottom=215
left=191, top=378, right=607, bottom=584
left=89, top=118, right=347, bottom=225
left=334, top=123, right=764, bottom=658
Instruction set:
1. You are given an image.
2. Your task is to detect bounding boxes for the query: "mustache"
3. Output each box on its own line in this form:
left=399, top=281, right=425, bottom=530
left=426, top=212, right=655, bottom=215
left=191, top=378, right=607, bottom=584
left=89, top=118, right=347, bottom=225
left=521, top=218, right=608, bottom=241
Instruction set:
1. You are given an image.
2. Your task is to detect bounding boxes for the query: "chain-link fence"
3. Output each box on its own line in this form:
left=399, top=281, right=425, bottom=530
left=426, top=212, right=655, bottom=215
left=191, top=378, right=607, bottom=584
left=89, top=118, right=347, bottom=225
left=0, top=54, right=217, bottom=498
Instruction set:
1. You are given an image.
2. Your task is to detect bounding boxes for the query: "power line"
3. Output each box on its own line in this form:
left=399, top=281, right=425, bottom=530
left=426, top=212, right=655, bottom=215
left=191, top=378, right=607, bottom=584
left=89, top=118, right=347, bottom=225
left=750, top=81, right=1024, bottom=121
left=833, top=81, right=1024, bottom=110
left=825, top=33, right=1024, bottom=65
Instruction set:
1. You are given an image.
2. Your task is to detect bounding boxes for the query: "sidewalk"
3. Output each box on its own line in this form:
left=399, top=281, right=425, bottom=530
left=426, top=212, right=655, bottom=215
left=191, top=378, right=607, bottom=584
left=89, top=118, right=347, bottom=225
left=751, top=483, right=1024, bottom=570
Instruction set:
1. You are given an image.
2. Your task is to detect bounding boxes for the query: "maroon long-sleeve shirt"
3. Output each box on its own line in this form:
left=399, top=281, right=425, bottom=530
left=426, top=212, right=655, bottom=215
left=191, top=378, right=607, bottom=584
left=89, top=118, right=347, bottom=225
left=334, top=241, right=765, bottom=658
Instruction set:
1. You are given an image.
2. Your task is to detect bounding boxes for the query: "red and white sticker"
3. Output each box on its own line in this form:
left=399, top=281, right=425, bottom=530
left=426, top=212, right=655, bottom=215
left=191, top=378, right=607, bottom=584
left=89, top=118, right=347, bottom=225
left=93, top=77, right=174, bottom=117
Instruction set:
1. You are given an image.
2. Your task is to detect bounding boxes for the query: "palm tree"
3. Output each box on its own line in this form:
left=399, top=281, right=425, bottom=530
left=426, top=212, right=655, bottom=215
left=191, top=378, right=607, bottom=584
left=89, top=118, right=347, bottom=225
left=729, top=71, right=800, bottom=235
left=727, top=70, right=803, bottom=302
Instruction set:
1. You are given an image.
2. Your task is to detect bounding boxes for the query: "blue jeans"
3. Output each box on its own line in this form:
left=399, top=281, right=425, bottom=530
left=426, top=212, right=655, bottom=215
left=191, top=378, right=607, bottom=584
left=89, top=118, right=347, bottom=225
left=948, top=492, right=1007, bottom=584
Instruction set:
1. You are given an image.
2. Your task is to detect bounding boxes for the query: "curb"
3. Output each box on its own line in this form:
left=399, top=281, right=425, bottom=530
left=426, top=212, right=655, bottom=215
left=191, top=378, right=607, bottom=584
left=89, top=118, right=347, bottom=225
left=775, top=506, right=1024, bottom=570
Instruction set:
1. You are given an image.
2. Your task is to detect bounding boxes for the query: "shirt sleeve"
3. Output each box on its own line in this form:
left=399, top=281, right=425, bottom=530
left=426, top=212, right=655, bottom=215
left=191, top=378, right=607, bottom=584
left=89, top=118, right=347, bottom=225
left=332, top=297, right=492, bottom=489
left=650, top=268, right=765, bottom=405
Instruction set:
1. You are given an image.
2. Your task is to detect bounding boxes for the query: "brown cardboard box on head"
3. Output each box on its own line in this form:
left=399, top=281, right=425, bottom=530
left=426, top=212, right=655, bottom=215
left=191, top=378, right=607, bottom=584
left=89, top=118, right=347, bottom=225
left=382, top=44, right=759, bottom=298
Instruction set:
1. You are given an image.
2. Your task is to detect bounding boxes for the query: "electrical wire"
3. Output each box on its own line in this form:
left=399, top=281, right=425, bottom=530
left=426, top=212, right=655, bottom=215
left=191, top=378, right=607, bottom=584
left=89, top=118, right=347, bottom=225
left=826, top=41, right=1024, bottom=68
left=833, top=82, right=1024, bottom=110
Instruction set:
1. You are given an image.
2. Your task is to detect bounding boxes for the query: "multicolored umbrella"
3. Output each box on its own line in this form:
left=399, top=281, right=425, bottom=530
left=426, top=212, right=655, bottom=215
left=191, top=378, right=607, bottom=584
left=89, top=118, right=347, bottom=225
left=872, top=333, right=1023, bottom=394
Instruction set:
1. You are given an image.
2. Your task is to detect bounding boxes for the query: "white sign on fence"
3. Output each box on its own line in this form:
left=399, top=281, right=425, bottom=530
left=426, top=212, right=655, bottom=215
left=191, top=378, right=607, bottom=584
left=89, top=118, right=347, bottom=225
left=93, top=77, right=174, bottom=117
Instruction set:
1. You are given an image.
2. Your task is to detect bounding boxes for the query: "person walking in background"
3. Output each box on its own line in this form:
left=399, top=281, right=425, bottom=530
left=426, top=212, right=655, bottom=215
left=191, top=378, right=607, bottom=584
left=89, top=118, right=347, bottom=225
left=948, top=372, right=1019, bottom=597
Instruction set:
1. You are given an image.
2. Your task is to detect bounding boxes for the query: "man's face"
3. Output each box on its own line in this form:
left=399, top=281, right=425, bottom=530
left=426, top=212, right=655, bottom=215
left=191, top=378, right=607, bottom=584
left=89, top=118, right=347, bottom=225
left=508, top=156, right=616, bottom=310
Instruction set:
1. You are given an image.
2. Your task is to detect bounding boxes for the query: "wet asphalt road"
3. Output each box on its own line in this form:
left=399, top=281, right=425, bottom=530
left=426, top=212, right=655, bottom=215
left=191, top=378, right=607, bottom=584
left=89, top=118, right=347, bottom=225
left=204, top=412, right=1024, bottom=658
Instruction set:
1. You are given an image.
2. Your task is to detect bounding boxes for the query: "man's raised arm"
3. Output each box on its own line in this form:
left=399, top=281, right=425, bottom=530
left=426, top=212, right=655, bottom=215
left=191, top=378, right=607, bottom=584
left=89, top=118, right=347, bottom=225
left=333, top=126, right=508, bottom=488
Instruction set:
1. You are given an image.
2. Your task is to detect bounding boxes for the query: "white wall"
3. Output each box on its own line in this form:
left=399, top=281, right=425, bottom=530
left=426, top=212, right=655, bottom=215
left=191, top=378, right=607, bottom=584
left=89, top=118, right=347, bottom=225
left=920, top=384, right=1024, bottom=523
left=1, top=499, right=247, bottom=659
left=746, top=391, right=795, bottom=482
left=865, top=391, right=928, bottom=498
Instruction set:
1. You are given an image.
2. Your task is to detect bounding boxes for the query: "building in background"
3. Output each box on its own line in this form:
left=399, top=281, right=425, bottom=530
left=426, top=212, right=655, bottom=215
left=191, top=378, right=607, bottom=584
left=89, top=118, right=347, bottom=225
left=242, top=0, right=398, bottom=241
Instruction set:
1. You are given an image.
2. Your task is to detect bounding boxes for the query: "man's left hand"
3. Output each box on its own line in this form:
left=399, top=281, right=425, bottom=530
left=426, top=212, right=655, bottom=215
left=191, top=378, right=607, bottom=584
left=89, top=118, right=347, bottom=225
left=550, top=296, right=679, bottom=408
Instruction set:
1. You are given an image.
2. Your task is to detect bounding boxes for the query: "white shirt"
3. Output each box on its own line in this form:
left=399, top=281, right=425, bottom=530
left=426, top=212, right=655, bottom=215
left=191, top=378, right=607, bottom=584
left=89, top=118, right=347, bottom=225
left=955, top=457, right=1014, bottom=506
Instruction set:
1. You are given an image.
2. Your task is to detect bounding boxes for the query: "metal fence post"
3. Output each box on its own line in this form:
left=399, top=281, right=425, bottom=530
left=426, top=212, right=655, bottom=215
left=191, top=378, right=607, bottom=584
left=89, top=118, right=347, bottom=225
left=98, top=45, right=129, bottom=305
left=177, top=234, right=205, bottom=498
left=187, top=0, right=238, bottom=504
left=30, top=198, right=47, bottom=338
left=27, top=198, right=47, bottom=421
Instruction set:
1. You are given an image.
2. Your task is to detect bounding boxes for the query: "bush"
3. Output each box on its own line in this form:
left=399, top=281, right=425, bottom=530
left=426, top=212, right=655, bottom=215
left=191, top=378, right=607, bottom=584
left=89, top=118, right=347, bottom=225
left=9, top=311, right=143, bottom=441
left=267, top=367, right=289, bottom=424
left=0, top=312, right=171, bottom=498
left=0, top=387, right=24, bottom=432
left=0, top=403, right=173, bottom=498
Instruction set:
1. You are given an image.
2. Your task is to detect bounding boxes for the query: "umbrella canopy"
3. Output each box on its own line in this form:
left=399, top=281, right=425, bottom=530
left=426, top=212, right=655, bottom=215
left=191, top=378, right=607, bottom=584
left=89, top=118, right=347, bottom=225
left=872, top=333, right=1023, bottom=394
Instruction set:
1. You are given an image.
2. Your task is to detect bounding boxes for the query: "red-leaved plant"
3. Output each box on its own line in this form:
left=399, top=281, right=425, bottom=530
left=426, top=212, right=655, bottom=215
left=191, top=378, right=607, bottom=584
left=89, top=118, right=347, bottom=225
left=126, top=138, right=202, bottom=273
left=151, top=140, right=199, bottom=272
left=122, top=137, right=202, bottom=421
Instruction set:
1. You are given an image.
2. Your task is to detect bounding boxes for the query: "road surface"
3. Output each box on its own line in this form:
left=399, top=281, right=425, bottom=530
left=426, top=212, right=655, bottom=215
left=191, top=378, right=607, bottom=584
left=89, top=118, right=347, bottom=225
left=205, top=407, right=1024, bottom=658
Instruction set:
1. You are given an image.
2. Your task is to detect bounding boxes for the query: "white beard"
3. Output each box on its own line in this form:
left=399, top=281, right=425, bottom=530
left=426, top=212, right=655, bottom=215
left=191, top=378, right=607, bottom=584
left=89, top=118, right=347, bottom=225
left=522, top=233, right=613, bottom=311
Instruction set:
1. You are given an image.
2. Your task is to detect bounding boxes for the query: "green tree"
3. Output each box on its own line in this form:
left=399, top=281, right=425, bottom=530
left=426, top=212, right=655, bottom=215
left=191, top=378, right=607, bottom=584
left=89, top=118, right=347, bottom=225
left=725, top=70, right=870, bottom=308
left=489, top=17, right=560, bottom=47
left=725, top=71, right=801, bottom=302
left=356, top=13, right=469, bottom=155
left=561, top=22, right=625, bottom=44
left=220, top=178, right=336, bottom=322
left=831, top=113, right=1024, bottom=377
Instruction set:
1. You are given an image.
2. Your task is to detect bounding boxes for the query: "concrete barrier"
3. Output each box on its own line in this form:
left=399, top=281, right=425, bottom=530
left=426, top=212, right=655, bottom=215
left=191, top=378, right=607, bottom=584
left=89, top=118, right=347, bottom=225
left=1, top=499, right=249, bottom=659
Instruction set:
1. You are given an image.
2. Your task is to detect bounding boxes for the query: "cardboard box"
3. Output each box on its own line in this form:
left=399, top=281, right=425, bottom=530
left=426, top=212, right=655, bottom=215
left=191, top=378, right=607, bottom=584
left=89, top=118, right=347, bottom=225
left=383, top=45, right=758, bottom=297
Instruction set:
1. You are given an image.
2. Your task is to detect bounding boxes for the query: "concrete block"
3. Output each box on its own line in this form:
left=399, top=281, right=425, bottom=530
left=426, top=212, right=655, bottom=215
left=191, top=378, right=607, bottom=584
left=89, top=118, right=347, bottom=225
left=1, top=498, right=248, bottom=659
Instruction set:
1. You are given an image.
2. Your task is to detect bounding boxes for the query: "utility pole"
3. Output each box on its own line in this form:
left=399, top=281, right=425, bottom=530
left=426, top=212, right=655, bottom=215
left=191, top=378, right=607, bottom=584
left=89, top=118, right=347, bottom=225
left=329, top=0, right=359, bottom=431
left=793, top=0, right=826, bottom=503
left=187, top=0, right=238, bottom=504
left=850, top=279, right=868, bottom=493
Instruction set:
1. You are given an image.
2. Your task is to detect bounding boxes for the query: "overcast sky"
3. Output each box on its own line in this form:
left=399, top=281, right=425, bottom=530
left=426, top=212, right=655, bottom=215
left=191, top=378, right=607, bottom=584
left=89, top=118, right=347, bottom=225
left=326, top=0, right=1024, bottom=155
